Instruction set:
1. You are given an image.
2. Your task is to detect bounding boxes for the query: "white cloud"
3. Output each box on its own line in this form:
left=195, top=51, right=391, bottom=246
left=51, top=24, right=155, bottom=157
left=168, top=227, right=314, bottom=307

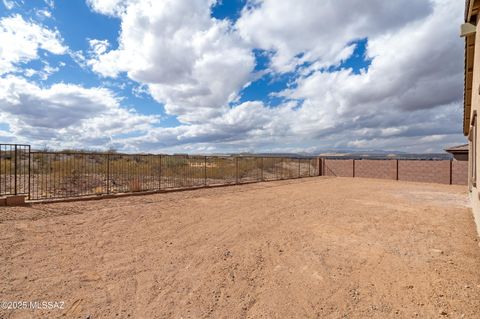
left=0, top=76, right=159, bottom=149
left=88, top=39, right=110, bottom=57
left=280, top=0, right=464, bottom=138
left=86, top=0, right=134, bottom=16
left=21, top=61, right=60, bottom=80
left=87, top=0, right=255, bottom=123
left=0, top=14, right=67, bottom=75
left=44, top=0, right=54, bottom=8
left=69, top=50, right=87, bottom=68
left=2, top=0, right=15, bottom=10
left=78, top=0, right=467, bottom=153
left=236, top=0, right=433, bottom=73
left=119, top=100, right=285, bottom=152
left=35, top=9, right=52, bottom=19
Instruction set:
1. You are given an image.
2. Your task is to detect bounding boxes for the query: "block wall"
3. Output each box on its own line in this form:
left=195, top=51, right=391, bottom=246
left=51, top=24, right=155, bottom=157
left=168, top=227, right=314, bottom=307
left=397, top=160, right=451, bottom=184
left=321, top=159, right=468, bottom=185
left=452, top=161, right=468, bottom=185
left=324, top=159, right=353, bottom=177
left=354, top=160, right=397, bottom=180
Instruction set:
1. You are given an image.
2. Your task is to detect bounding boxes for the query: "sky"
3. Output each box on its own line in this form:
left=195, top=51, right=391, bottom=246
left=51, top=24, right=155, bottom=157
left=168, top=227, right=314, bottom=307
left=0, top=0, right=467, bottom=154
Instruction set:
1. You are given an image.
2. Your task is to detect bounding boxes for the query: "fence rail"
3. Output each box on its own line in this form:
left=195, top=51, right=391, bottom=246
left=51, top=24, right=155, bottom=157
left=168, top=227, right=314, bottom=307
left=1, top=144, right=321, bottom=201
left=1, top=144, right=468, bottom=202
left=0, top=144, right=30, bottom=196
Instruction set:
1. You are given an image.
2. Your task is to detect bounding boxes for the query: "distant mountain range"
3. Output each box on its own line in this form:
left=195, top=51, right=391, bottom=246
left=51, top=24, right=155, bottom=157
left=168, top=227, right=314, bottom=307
left=316, top=151, right=451, bottom=160
left=226, top=150, right=452, bottom=160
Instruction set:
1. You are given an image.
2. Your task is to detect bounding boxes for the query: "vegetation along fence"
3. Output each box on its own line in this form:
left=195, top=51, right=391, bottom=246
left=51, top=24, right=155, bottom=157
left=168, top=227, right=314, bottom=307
left=0, top=144, right=31, bottom=197
left=0, top=144, right=321, bottom=201
left=0, top=144, right=469, bottom=202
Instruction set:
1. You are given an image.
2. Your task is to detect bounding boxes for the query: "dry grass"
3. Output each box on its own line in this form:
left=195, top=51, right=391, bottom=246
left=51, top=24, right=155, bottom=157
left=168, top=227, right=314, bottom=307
left=128, top=179, right=142, bottom=192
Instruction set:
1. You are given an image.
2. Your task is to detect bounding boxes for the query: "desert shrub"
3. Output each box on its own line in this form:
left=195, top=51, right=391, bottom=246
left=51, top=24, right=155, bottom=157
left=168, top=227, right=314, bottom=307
left=129, top=179, right=142, bottom=192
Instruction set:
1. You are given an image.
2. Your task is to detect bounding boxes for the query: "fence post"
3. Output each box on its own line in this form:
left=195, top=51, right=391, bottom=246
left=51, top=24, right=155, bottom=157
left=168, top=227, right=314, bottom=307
left=159, top=154, right=162, bottom=190
left=352, top=159, right=355, bottom=178
left=14, top=145, right=17, bottom=195
left=28, top=146, right=31, bottom=200
left=318, top=158, right=321, bottom=176
left=106, top=153, right=110, bottom=194
left=204, top=156, right=207, bottom=186
left=261, top=157, right=264, bottom=181
left=298, top=158, right=301, bottom=178
left=449, top=159, right=453, bottom=185
left=396, top=159, right=399, bottom=181
left=235, top=157, right=239, bottom=184
left=281, top=158, right=284, bottom=179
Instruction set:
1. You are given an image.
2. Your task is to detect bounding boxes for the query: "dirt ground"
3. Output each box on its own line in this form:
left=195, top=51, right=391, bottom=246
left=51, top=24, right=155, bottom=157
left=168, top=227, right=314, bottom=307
left=1, top=177, right=479, bottom=318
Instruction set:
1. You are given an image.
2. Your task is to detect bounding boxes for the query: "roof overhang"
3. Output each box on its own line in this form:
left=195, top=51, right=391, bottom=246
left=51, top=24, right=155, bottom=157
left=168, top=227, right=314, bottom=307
left=445, top=144, right=469, bottom=155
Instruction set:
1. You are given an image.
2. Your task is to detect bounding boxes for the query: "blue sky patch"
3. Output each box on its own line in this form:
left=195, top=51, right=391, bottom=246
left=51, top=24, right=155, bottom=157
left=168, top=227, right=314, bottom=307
left=337, top=38, right=372, bottom=74
left=211, top=0, right=247, bottom=21
left=239, top=72, right=295, bottom=107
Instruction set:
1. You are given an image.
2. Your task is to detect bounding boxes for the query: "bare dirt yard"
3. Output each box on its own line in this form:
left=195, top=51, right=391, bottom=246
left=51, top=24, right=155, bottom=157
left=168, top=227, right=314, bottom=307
left=1, top=177, right=479, bottom=318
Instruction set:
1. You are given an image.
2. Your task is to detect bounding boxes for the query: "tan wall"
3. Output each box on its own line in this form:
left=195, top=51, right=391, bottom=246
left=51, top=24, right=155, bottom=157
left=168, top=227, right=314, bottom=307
left=398, top=160, right=451, bottom=184
left=469, top=14, right=480, bottom=234
left=452, top=161, right=468, bottom=185
left=471, top=187, right=480, bottom=236
left=324, top=159, right=353, bottom=177
left=355, top=160, right=396, bottom=180
left=322, top=159, right=468, bottom=185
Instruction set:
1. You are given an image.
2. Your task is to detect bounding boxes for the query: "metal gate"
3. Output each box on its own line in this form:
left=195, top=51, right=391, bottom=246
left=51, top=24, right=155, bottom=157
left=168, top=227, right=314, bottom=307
left=0, top=144, right=30, bottom=197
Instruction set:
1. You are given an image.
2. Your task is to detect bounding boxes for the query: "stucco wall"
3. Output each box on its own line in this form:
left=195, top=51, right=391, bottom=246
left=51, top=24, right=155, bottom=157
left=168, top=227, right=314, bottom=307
left=469, top=14, right=480, bottom=235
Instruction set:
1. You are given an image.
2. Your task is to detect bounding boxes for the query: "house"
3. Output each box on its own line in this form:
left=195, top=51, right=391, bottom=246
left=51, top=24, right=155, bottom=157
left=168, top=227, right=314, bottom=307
left=462, top=0, right=480, bottom=231
left=445, top=144, right=469, bottom=161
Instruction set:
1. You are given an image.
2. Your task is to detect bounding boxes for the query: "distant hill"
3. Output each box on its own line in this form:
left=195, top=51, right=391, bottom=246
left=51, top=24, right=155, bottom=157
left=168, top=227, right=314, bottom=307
left=223, top=150, right=453, bottom=160
left=317, top=150, right=451, bottom=160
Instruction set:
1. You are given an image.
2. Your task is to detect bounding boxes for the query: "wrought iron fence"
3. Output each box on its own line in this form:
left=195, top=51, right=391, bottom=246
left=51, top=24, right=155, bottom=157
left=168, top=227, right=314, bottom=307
left=0, top=144, right=30, bottom=196
left=0, top=144, right=321, bottom=201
